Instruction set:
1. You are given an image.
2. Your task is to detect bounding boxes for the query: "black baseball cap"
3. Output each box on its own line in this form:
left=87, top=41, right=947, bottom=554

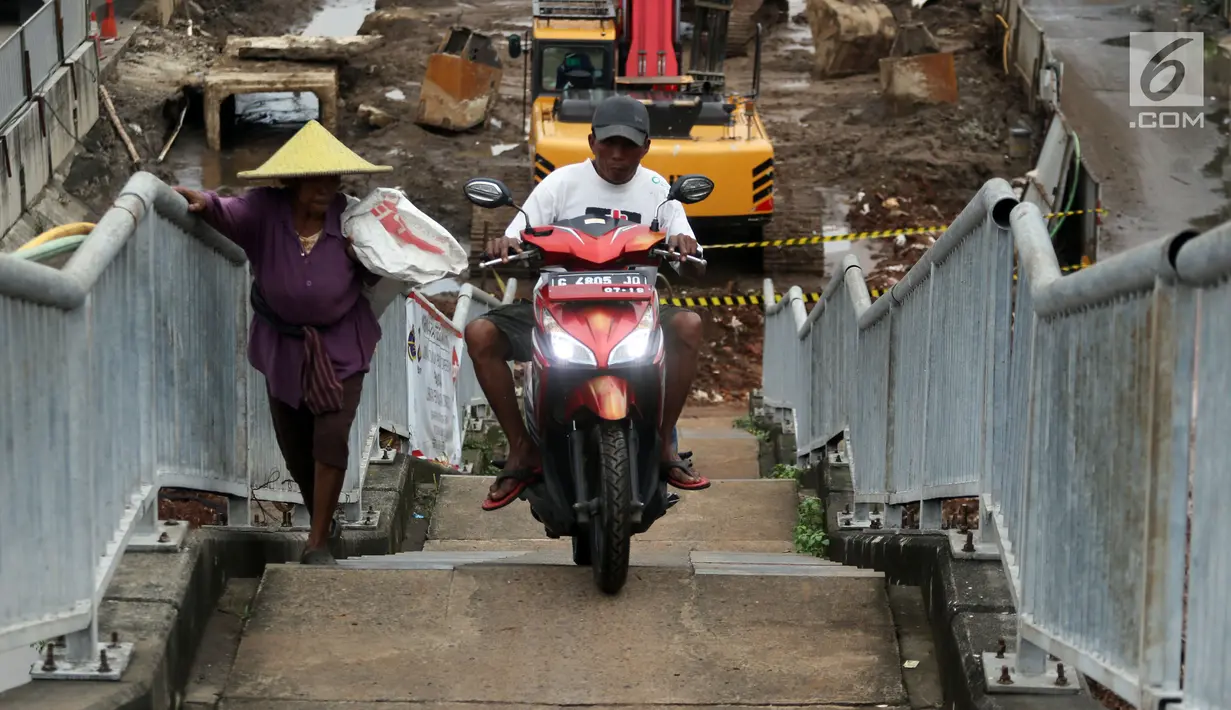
left=592, top=95, right=650, bottom=145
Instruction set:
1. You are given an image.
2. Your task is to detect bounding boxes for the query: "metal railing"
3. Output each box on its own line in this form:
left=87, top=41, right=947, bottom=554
left=0, top=32, right=24, bottom=126
left=0, top=172, right=442, bottom=666
left=1168, top=229, right=1231, bottom=710
left=0, top=173, right=246, bottom=661
left=24, top=1, right=60, bottom=93
left=60, top=0, right=88, bottom=61
left=0, top=0, right=90, bottom=125
left=761, top=177, right=1229, bottom=709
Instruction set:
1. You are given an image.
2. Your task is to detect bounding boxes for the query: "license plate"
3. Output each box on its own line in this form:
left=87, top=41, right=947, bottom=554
left=548, top=272, right=648, bottom=287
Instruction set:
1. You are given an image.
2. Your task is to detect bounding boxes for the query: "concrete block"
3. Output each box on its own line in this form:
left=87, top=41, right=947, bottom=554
left=36, top=67, right=74, bottom=172
left=10, top=104, right=49, bottom=210
left=203, top=62, right=338, bottom=151
left=0, top=116, right=21, bottom=238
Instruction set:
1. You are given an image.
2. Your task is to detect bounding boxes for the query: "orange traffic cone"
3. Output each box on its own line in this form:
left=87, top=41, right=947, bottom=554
left=100, top=0, right=118, bottom=40
left=89, top=12, right=103, bottom=58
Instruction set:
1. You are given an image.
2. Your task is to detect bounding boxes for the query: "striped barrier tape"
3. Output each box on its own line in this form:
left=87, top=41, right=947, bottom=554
left=703, top=208, right=1107, bottom=250
left=656, top=262, right=1091, bottom=308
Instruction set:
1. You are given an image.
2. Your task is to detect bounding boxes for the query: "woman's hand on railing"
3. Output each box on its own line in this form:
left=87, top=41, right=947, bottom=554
left=172, top=186, right=207, bottom=213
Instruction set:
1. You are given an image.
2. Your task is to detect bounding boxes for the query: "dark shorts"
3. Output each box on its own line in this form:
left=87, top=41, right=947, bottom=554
left=478, top=301, right=692, bottom=363
left=268, top=373, right=365, bottom=473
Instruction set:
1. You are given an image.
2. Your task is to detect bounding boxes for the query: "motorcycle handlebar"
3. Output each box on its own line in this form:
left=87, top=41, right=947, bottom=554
left=650, top=248, right=708, bottom=266
left=478, top=250, right=533, bottom=269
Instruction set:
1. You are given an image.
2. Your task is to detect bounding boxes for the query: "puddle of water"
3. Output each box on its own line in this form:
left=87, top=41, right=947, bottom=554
left=784, top=0, right=814, bottom=53
left=815, top=187, right=877, bottom=276
left=299, top=0, right=374, bottom=37
left=233, top=0, right=375, bottom=127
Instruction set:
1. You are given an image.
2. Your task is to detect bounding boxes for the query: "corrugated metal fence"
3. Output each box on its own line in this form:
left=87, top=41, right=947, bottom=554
left=762, top=178, right=1230, bottom=708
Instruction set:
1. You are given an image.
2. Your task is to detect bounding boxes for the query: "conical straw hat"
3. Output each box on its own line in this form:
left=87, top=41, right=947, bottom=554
left=237, top=120, right=392, bottom=180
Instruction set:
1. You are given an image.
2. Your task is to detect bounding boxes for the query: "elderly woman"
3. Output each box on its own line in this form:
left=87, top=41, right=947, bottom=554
left=172, top=120, right=392, bottom=566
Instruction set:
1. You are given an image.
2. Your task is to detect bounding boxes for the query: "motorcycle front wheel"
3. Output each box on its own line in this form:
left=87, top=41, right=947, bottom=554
left=571, top=534, right=592, bottom=566
left=590, top=420, right=632, bottom=594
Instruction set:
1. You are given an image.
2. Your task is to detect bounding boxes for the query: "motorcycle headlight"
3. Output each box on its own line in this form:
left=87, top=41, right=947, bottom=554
left=609, top=307, right=660, bottom=366
left=537, top=310, right=597, bottom=366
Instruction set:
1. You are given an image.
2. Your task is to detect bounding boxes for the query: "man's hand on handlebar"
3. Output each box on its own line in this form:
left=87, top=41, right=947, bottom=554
left=484, top=236, right=524, bottom=263
left=663, top=233, right=706, bottom=276
left=667, top=233, right=699, bottom=258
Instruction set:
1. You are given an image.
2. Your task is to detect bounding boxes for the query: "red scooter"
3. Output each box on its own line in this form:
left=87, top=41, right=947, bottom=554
left=463, top=174, right=713, bottom=594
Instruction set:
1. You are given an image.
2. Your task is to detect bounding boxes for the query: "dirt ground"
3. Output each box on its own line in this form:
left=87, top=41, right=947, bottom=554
left=89, top=0, right=1039, bottom=403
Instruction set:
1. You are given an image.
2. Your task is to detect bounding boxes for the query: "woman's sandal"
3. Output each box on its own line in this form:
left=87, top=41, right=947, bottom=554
left=481, top=467, right=543, bottom=511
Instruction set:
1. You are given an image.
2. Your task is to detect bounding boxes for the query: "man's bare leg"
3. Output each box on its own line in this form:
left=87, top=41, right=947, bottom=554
left=464, top=319, right=541, bottom=501
left=659, top=310, right=705, bottom=486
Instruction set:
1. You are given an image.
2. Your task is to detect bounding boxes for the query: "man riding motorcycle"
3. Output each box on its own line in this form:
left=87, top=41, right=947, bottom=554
left=464, top=94, right=711, bottom=511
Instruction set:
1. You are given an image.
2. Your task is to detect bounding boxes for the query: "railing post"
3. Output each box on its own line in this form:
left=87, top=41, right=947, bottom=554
left=917, top=263, right=942, bottom=530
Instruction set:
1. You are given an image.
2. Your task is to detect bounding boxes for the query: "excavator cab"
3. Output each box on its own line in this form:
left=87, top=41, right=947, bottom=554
left=537, top=44, right=616, bottom=94
left=517, top=0, right=775, bottom=246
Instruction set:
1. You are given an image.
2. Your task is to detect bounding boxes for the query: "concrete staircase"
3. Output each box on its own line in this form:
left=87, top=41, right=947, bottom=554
left=217, top=409, right=911, bottom=708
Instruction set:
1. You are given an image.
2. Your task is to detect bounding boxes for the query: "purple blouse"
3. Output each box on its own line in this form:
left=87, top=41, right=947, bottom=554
left=200, top=187, right=382, bottom=409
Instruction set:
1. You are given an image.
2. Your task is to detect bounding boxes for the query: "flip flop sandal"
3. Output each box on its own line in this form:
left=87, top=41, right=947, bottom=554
left=663, top=461, right=711, bottom=491
left=666, top=492, right=681, bottom=508
left=481, top=467, right=542, bottom=512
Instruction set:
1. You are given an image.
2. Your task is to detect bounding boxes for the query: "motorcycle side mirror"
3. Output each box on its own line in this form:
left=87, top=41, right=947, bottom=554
left=667, top=174, right=715, bottom=205
left=463, top=177, right=515, bottom=209
left=507, top=33, right=522, bottom=59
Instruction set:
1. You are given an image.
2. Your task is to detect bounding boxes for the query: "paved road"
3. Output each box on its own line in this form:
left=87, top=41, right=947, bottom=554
left=1025, top=0, right=1227, bottom=254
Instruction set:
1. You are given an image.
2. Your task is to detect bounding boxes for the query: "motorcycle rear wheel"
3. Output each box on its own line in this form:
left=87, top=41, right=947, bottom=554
left=591, top=421, right=632, bottom=594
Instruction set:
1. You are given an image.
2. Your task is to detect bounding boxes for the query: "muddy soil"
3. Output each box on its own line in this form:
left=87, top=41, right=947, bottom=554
left=86, top=0, right=1037, bottom=404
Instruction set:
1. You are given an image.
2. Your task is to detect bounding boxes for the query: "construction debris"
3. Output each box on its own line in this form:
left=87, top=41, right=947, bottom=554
left=806, top=0, right=897, bottom=78
left=223, top=35, right=383, bottom=62
left=359, top=6, right=440, bottom=41
left=358, top=103, right=396, bottom=128
left=415, top=27, right=503, bottom=132
left=100, top=85, right=141, bottom=164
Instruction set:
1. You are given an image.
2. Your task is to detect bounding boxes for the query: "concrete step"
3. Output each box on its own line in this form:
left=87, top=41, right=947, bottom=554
left=429, top=475, right=800, bottom=545
left=336, top=549, right=855, bottom=575
left=422, top=538, right=797, bottom=553
left=676, top=404, right=761, bottom=480
left=225, top=563, right=906, bottom=707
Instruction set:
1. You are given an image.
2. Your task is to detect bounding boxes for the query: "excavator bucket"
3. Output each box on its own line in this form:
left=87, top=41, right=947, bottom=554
left=415, top=27, right=504, bottom=132
left=877, top=19, right=957, bottom=113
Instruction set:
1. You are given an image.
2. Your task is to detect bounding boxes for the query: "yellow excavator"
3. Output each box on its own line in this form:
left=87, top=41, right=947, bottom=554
left=513, top=0, right=775, bottom=243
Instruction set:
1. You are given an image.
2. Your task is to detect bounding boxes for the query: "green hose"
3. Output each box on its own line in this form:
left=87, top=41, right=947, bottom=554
left=1049, top=131, right=1081, bottom=239
left=9, top=234, right=87, bottom=262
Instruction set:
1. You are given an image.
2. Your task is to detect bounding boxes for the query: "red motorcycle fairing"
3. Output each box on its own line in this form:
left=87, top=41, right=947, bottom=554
left=541, top=299, right=654, bottom=368
left=566, top=375, right=632, bottom=421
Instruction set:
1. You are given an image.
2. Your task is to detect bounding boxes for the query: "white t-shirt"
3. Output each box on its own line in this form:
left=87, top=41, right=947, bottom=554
left=504, top=160, right=698, bottom=247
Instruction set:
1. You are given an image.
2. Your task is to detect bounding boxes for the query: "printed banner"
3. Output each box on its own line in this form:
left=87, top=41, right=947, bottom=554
left=406, top=293, right=463, bottom=466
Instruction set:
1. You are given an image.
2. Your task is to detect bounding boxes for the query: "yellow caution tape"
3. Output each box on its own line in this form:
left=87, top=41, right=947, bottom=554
left=705, top=209, right=1108, bottom=250
left=657, top=261, right=1091, bottom=308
